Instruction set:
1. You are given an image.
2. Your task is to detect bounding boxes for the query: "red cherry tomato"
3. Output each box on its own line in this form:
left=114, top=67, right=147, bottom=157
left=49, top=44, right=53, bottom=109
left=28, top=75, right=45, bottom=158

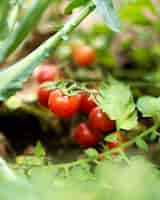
left=48, top=90, right=80, bottom=118
left=73, top=122, right=102, bottom=148
left=106, top=132, right=127, bottom=149
left=73, top=46, right=96, bottom=67
left=37, top=87, right=50, bottom=107
left=88, top=107, right=115, bottom=132
left=36, top=64, right=59, bottom=83
left=79, top=92, right=96, bottom=114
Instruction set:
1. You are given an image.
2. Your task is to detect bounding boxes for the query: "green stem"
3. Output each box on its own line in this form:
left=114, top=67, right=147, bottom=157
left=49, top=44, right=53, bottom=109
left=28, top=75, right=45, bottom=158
left=122, top=124, right=158, bottom=148
left=0, top=0, right=53, bottom=62
left=13, top=125, right=159, bottom=171
left=0, top=0, right=9, bottom=40
left=105, top=124, right=159, bottom=156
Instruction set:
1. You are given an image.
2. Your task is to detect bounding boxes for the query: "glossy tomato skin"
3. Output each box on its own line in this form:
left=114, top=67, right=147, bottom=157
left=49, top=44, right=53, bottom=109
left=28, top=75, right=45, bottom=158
left=48, top=90, right=80, bottom=118
left=79, top=92, right=96, bottom=114
left=88, top=107, right=115, bottom=132
left=38, top=87, right=50, bottom=107
left=36, top=64, right=59, bottom=83
left=106, top=132, right=127, bottom=149
left=73, top=122, right=102, bottom=148
left=73, top=46, right=96, bottom=67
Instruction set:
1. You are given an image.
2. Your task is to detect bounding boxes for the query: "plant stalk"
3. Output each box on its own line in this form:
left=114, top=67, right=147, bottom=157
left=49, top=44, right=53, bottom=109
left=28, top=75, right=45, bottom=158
left=0, top=0, right=53, bottom=63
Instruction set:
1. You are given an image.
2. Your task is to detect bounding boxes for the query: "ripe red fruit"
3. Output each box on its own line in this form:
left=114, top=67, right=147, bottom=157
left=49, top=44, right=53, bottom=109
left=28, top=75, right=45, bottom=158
left=79, top=92, right=96, bottom=114
left=36, top=64, right=59, bottom=83
left=48, top=90, right=80, bottom=118
left=37, top=87, right=50, bottom=107
left=73, top=122, right=102, bottom=148
left=106, top=132, right=127, bottom=149
left=38, top=88, right=50, bottom=107
left=88, top=107, right=115, bottom=132
left=73, top=46, right=96, bottom=67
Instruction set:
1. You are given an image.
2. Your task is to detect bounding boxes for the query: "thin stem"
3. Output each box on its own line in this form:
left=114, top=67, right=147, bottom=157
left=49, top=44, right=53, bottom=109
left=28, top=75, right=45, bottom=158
left=104, top=124, right=159, bottom=157
left=118, top=149, right=130, bottom=165
left=122, top=124, right=158, bottom=148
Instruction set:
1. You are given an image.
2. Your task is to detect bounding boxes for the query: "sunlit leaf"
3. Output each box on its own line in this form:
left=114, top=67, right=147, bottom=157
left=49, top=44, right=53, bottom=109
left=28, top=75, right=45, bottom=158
left=137, top=96, right=160, bottom=119
left=97, top=82, right=137, bottom=130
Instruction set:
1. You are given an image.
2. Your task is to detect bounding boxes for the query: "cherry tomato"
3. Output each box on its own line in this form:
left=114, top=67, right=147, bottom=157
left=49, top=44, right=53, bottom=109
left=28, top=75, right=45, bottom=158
left=48, top=90, right=80, bottom=118
left=79, top=92, right=96, bottom=114
left=36, top=64, right=59, bottom=83
left=88, top=107, right=115, bottom=132
left=73, top=122, right=102, bottom=148
left=73, top=46, right=96, bottom=67
left=37, top=87, right=50, bottom=107
left=106, top=132, right=127, bottom=149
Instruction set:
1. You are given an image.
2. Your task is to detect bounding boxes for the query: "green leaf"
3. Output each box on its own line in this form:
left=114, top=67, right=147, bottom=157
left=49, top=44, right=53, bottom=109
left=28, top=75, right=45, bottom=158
left=137, top=96, right=160, bottom=119
left=65, top=0, right=89, bottom=14
left=97, top=82, right=137, bottom=130
left=104, top=133, right=117, bottom=142
left=92, top=0, right=120, bottom=32
left=34, top=141, right=45, bottom=158
left=136, top=138, right=148, bottom=152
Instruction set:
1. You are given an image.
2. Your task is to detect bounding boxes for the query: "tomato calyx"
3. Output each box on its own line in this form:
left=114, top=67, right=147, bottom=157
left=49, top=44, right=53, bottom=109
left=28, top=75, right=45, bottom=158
left=105, top=131, right=127, bottom=150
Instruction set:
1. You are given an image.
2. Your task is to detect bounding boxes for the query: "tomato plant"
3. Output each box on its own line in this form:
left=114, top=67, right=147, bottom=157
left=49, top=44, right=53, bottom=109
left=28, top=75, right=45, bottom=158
left=0, top=0, right=160, bottom=200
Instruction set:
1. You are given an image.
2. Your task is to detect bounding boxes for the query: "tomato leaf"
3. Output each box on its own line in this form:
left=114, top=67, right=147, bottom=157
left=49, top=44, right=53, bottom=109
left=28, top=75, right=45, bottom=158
left=34, top=141, right=45, bottom=158
left=65, top=0, right=89, bottom=14
left=104, top=134, right=117, bottom=142
left=97, top=82, right=137, bottom=130
left=92, top=0, right=120, bottom=32
left=137, top=96, right=160, bottom=119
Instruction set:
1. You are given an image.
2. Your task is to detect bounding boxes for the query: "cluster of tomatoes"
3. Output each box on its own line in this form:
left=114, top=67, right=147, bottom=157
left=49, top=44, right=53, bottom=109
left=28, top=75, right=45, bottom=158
left=35, top=45, right=127, bottom=150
